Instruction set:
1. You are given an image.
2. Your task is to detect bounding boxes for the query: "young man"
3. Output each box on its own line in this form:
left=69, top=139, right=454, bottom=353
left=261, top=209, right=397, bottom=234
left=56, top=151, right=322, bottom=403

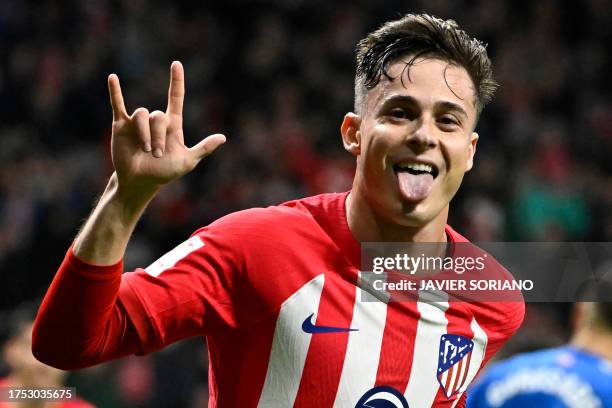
left=33, top=14, right=524, bottom=407
left=467, top=297, right=612, bottom=407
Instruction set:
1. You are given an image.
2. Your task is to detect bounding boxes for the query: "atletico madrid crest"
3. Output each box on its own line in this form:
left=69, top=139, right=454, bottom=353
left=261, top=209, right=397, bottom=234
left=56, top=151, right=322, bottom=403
left=436, top=334, right=474, bottom=398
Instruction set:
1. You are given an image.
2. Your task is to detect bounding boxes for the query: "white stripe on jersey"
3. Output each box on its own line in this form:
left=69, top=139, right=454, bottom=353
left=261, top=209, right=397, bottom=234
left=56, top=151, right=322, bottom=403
left=405, top=290, right=449, bottom=407
left=257, top=274, right=325, bottom=407
left=449, top=360, right=470, bottom=408
left=145, top=235, right=205, bottom=277
left=333, top=272, right=388, bottom=407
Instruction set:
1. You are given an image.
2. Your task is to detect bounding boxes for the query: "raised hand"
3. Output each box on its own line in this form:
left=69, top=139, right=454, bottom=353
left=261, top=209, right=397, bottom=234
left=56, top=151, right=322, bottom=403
left=108, top=61, right=225, bottom=196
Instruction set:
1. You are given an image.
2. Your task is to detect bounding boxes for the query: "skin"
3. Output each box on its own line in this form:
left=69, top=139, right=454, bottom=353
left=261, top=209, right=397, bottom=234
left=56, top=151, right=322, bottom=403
left=72, top=57, right=477, bottom=265
left=73, top=62, right=225, bottom=265
left=571, top=303, right=612, bottom=362
left=342, top=57, right=479, bottom=243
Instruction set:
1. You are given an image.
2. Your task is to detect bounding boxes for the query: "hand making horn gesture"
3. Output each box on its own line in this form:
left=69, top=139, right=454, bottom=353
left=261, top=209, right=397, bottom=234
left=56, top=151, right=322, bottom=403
left=108, top=61, right=226, bottom=196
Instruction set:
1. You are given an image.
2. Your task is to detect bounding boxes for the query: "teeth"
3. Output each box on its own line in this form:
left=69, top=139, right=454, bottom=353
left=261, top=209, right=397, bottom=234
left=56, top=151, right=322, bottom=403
left=397, top=163, right=433, bottom=173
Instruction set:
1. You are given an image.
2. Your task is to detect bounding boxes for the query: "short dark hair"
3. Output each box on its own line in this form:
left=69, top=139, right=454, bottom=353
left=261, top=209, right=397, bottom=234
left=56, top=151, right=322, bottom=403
left=354, top=13, right=498, bottom=119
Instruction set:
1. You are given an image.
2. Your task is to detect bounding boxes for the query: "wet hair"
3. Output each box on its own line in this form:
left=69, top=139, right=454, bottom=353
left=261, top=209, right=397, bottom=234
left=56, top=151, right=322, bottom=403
left=354, top=13, right=498, bottom=120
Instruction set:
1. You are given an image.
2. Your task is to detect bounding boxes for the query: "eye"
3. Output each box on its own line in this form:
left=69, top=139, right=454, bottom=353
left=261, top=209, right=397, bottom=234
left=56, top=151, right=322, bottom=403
left=390, top=108, right=408, bottom=119
left=438, top=115, right=460, bottom=129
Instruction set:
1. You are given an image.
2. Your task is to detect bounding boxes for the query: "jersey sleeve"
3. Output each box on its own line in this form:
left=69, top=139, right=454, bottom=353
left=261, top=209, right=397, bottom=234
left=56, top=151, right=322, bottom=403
left=119, top=217, right=246, bottom=354
left=466, top=299, right=524, bottom=403
left=455, top=392, right=468, bottom=408
left=32, top=247, right=141, bottom=370
left=33, top=212, right=249, bottom=369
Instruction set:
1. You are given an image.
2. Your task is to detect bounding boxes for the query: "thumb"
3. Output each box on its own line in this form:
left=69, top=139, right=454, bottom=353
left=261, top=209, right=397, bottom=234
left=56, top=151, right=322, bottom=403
left=189, top=134, right=226, bottom=161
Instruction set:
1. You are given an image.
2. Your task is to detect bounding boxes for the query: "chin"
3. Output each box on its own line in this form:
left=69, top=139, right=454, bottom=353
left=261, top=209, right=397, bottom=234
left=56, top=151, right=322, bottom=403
left=398, top=205, right=434, bottom=227
left=378, top=196, right=432, bottom=227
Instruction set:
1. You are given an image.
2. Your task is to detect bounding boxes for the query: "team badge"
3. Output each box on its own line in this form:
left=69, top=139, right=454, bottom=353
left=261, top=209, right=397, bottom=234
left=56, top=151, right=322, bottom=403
left=436, top=334, right=473, bottom=398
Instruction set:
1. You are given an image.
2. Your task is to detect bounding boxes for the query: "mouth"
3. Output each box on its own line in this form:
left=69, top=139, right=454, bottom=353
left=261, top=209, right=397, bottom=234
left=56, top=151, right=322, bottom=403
left=393, top=162, right=439, bottom=179
left=392, top=160, right=439, bottom=202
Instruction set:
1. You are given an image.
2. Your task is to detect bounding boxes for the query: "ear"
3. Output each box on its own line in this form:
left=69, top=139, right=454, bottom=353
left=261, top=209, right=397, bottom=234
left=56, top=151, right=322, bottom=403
left=341, top=113, right=361, bottom=156
left=466, top=132, right=479, bottom=171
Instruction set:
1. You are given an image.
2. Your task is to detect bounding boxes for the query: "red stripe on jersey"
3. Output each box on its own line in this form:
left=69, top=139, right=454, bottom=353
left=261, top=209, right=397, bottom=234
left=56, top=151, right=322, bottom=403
left=374, top=301, right=420, bottom=391
left=208, top=311, right=279, bottom=407
left=293, top=270, right=358, bottom=407
left=458, top=351, right=471, bottom=390
left=451, top=357, right=464, bottom=393
left=433, top=302, right=475, bottom=405
left=444, top=363, right=454, bottom=392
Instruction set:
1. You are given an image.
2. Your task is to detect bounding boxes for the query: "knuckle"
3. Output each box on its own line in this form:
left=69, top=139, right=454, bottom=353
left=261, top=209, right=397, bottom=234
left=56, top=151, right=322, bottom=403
left=149, top=110, right=167, bottom=123
left=132, top=107, right=149, bottom=120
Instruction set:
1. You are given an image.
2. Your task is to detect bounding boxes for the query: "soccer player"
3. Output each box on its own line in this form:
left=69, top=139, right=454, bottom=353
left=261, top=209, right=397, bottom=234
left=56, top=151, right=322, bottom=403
left=32, top=14, right=524, bottom=407
left=467, top=297, right=612, bottom=407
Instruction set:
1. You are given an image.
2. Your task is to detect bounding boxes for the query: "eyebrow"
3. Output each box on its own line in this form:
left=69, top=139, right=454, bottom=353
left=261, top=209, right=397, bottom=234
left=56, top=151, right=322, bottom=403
left=378, top=94, right=469, bottom=120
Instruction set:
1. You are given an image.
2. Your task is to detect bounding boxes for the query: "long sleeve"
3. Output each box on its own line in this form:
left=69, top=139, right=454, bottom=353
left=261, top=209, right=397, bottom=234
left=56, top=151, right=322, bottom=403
left=32, top=246, right=140, bottom=370
left=32, top=212, right=247, bottom=370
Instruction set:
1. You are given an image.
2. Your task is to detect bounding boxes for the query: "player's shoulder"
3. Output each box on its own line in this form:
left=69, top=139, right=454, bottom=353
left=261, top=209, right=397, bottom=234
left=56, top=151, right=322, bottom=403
left=508, top=346, right=564, bottom=366
left=471, top=346, right=612, bottom=407
left=194, top=192, right=346, bottom=237
left=445, top=224, right=470, bottom=243
left=488, top=346, right=572, bottom=377
left=448, top=225, right=525, bottom=333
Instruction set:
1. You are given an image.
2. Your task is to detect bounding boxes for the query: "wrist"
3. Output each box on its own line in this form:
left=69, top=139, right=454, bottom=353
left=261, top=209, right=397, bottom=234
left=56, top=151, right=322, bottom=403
left=110, top=173, right=160, bottom=221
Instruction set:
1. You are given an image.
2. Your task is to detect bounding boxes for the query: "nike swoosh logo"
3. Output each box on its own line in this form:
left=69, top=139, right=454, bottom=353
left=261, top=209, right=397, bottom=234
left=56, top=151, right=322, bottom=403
left=301, top=313, right=358, bottom=334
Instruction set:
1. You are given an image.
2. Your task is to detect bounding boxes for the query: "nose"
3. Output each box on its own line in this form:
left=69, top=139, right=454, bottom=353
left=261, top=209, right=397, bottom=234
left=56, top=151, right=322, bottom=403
left=407, top=116, right=437, bottom=151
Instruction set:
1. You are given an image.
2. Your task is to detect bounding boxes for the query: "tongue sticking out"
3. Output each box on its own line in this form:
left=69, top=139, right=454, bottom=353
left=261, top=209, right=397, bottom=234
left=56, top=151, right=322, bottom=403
left=397, top=171, right=434, bottom=202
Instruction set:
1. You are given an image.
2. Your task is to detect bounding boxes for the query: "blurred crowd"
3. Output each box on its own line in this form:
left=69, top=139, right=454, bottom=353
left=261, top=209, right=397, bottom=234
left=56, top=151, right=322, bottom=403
left=0, top=0, right=611, bottom=406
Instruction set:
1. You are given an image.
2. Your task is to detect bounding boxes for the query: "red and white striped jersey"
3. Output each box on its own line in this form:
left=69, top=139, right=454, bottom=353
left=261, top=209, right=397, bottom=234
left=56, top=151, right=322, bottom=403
left=118, top=192, right=524, bottom=407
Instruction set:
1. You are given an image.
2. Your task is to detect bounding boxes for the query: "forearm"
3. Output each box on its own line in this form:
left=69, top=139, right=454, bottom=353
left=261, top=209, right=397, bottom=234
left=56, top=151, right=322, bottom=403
left=74, top=172, right=158, bottom=265
left=33, top=61, right=224, bottom=369
left=32, top=173, right=156, bottom=368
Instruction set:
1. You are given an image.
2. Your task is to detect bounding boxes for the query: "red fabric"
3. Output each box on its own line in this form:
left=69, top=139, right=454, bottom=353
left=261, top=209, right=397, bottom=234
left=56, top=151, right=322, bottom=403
left=33, top=192, right=524, bottom=407
left=292, top=271, right=358, bottom=408
left=32, top=247, right=140, bottom=370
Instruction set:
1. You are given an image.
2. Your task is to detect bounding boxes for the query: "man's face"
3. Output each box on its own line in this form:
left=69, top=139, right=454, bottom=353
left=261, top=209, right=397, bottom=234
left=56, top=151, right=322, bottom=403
left=344, top=57, right=479, bottom=228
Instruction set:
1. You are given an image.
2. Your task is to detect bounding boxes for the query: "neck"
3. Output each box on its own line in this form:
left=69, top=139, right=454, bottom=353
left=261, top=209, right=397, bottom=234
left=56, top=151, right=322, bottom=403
left=346, top=190, right=448, bottom=242
left=571, top=326, right=612, bottom=362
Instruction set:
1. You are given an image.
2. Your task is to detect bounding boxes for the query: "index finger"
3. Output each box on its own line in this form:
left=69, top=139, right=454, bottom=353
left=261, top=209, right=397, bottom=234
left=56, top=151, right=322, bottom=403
left=167, top=61, right=184, bottom=117
left=108, top=74, right=128, bottom=120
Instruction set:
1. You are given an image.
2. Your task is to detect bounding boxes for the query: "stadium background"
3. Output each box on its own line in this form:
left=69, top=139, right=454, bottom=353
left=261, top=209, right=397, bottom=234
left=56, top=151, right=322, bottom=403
left=0, top=0, right=610, bottom=406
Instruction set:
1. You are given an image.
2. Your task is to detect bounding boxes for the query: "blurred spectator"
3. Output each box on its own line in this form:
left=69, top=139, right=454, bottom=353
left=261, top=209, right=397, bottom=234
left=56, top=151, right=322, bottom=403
left=511, top=119, right=591, bottom=240
left=0, top=303, right=94, bottom=408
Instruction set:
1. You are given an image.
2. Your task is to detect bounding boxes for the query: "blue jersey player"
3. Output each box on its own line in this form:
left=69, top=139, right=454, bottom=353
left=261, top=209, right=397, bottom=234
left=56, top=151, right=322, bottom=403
left=467, top=300, right=612, bottom=407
